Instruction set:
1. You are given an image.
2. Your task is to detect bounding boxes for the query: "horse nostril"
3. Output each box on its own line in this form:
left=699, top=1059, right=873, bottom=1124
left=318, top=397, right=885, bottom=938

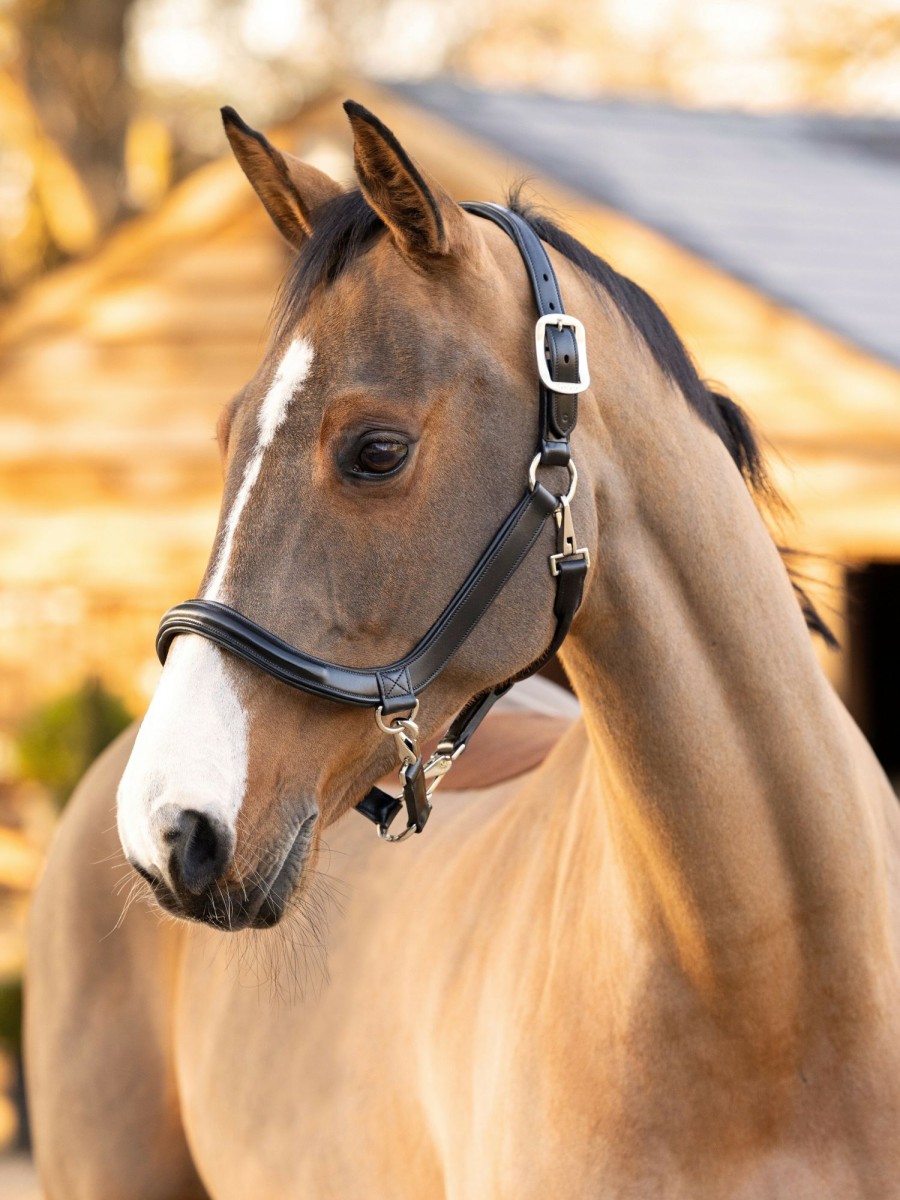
left=166, top=809, right=232, bottom=896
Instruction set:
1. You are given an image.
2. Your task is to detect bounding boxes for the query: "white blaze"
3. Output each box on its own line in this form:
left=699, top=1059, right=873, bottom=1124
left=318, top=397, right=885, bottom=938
left=205, top=336, right=314, bottom=601
left=117, top=338, right=314, bottom=875
left=117, top=636, right=248, bottom=876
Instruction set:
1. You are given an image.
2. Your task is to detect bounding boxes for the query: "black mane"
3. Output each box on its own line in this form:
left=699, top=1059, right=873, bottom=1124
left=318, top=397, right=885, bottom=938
left=275, top=190, right=383, bottom=338
left=274, top=187, right=835, bottom=646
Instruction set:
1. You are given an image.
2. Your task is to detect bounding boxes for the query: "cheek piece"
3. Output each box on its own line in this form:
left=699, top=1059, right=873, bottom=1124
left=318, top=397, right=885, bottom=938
left=156, top=203, right=591, bottom=843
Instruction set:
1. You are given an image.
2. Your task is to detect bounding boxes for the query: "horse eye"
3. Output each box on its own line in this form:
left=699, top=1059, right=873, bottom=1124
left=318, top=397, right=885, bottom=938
left=354, top=439, right=408, bottom=476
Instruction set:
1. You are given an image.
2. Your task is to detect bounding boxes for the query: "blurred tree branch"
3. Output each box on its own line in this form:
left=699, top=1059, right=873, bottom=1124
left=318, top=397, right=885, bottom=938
left=785, top=4, right=900, bottom=107
left=17, top=0, right=135, bottom=228
left=1, top=0, right=899, bottom=301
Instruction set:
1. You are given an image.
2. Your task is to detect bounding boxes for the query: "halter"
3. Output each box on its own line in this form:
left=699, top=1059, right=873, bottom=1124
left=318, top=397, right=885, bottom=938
left=156, top=203, right=591, bottom=842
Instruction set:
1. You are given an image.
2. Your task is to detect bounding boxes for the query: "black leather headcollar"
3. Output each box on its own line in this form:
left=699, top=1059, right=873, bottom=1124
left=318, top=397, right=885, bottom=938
left=156, top=203, right=590, bottom=840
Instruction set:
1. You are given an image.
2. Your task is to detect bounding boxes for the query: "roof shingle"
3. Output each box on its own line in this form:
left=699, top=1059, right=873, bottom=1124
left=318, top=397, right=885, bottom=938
left=397, top=80, right=900, bottom=369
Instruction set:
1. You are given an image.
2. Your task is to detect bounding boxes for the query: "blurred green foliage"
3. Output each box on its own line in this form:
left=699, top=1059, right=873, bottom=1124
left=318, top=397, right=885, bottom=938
left=16, top=677, right=132, bottom=806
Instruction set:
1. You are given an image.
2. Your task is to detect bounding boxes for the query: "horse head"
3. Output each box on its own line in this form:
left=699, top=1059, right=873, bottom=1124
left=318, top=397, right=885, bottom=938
left=116, top=102, right=599, bottom=928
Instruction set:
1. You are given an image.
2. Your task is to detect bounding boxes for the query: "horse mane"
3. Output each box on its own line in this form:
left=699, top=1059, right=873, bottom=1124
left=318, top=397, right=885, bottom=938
left=274, top=185, right=836, bottom=647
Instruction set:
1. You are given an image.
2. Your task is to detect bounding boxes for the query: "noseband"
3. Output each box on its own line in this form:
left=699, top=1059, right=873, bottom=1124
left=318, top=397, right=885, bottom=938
left=156, top=203, right=591, bottom=842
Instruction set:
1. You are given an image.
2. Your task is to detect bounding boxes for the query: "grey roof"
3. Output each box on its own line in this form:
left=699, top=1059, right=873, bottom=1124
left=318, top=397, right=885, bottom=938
left=395, top=81, right=900, bottom=369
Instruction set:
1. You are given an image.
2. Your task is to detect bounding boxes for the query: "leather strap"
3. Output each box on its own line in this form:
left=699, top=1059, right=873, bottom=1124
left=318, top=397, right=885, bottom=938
left=423, top=521, right=588, bottom=776
left=462, top=203, right=581, bottom=465
left=355, top=785, right=403, bottom=832
left=157, top=482, right=559, bottom=709
left=356, top=541, right=587, bottom=834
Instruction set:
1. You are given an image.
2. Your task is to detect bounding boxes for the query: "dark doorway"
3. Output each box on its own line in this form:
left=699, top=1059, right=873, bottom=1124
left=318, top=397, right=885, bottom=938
left=846, top=562, right=900, bottom=784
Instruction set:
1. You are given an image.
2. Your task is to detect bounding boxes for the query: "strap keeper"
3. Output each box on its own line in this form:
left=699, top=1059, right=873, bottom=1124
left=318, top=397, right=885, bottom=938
left=356, top=786, right=403, bottom=831
left=376, top=666, right=416, bottom=716
left=539, top=439, right=571, bottom=468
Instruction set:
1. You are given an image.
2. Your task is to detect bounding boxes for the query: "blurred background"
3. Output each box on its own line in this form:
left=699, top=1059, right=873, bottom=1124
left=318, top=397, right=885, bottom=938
left=1, top=0, right=899, bottom=1190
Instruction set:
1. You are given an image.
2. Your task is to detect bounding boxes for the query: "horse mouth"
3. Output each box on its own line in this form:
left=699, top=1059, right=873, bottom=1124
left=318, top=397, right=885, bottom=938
left=135, top=815, right=315, bottom=931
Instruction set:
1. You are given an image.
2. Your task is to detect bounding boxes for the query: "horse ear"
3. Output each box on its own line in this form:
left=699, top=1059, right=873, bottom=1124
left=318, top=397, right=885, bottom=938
left=221, top=107, right=343, bottom=250
left=343, top=100, right=469, bottom=262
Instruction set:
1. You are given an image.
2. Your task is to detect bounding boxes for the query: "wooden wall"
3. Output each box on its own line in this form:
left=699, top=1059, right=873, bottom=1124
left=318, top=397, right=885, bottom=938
left=1, top=83, right=899, bottom=745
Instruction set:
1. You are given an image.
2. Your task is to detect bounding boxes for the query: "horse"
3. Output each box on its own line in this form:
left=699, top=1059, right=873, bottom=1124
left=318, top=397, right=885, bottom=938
left=26, top=99, right=900, bottom=1199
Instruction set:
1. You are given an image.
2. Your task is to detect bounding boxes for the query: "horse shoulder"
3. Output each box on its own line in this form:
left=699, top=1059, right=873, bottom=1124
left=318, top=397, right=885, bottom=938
left=26, top=723, right=208, bottom=1200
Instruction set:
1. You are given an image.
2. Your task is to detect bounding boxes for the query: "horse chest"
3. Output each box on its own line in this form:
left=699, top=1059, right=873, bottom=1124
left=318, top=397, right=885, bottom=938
left=169, top=832, right=604, bottom=1196
left=175, top=921, right=900, bottom=1200
left=172, top=783, right=900, bottom=1200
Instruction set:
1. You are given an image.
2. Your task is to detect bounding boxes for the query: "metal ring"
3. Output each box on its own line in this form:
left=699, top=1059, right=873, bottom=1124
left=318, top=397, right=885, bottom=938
left=527, top=452, right=541, bottom=490
left=375, top=700, right=420, bottom=735
left=378, top=818, right=418, bottom=843
left=528, top=455, right=578, bottom=506
left=562, top=459, right=578, bottom=505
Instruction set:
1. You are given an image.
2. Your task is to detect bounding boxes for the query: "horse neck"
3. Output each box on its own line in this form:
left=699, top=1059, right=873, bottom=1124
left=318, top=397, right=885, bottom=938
left=557, top=310, right=896, bottom=1045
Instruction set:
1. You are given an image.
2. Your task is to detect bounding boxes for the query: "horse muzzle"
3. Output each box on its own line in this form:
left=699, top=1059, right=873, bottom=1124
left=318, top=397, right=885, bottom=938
left=131, top=808, right=317, bottom=931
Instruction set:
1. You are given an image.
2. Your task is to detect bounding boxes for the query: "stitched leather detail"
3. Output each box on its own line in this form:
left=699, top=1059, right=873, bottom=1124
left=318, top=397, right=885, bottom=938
left=381, top=669, right=410, bottom=698
left=377, top=666, right=416, bottom=715
left=156, top=486, right=557, bottom=707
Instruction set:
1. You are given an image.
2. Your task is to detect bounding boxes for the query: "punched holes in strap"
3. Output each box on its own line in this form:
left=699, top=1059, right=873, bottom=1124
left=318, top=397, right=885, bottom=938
left=543, top=322, right=580, bottom=438
left=461, top=202, right=585, bottom=467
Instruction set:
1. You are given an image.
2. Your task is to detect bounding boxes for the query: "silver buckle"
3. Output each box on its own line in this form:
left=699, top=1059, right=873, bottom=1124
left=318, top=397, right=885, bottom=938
left=534, top=314, right=590, bottom=395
